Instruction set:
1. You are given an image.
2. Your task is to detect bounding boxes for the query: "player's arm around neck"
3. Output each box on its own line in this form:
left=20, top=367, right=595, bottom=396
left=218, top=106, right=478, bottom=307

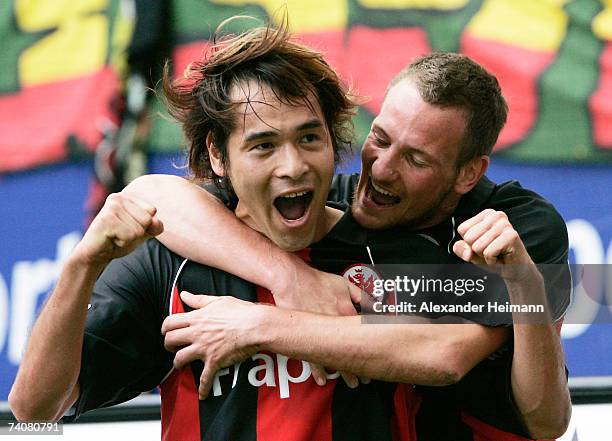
left=9, top=193, right=162, bottom=422
left=123, top=174, right=358, bottom=315
left=257, top=310, right=509, bottom=385
left=178, top=296, right=509, bottom=386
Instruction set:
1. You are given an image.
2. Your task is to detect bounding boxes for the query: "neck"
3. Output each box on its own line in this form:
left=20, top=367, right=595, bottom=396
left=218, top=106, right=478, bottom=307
left=314, top=205, right=343, bottom=240
left=235, top=202, right=343, bottom=248
left=411, top=191, right=462, bottom=230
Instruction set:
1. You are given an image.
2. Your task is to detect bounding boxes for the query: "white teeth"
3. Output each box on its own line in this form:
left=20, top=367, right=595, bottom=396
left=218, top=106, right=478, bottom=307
left=282, top=191, right=308, bottom=198
left=370, top=180, right=396, bottom=197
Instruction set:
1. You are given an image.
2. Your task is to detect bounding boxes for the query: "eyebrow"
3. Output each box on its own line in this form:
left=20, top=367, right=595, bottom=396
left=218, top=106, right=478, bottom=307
left=244, top=130, right=277, bottom=143
left=243, top=119, right=324, bottom=143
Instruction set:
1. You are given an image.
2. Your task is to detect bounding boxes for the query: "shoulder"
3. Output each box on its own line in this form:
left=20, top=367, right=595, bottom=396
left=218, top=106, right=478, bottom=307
left=491, top=181, right=568, bottom=264
left=176, top=260, right=258, bottom=304
left=103, top=239, right=184, bottom=281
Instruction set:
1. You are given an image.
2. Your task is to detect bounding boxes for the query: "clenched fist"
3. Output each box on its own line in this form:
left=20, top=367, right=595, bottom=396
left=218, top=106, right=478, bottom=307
left=73, top=193, right=164, bottom=267
left=452, top=209, right=534, bottom=281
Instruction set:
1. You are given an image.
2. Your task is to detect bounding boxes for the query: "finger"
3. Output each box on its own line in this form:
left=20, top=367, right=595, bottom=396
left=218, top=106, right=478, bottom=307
left=122, top=194, right=157, bottom=217
left=359, top=376, right=371, bottom=385
left=199, top=362, right=217, bottom=400
left=347, top=283, right=362, bottom=306
left=164, top=327, right=195, bottom=352
left=162, top=312, right=193, bottom=335
left=453, top=241, right=487, bottom=266
left=456, top=209, right=495, bottom=237
left=180, top=291, right=219, bottom=309
left=111, top=205, right=148, bottom=247
left=122, top=196, right=156, bottom=230
left=121, top=197, right=164, bottom=237
left=147, top=217, right=164, bottom=237
left=482, top=229, right=519, bottom=265
left=310, top=364, right=327, bottom=386
left=470, top=221, right=507, bottom=256
left=453, top=240, right=473, bottom=262
left=173, top=344, right=201, bottom=370
left=341, top=372, right=359, bottom=389
left=459, top=213, right=499, bottom=246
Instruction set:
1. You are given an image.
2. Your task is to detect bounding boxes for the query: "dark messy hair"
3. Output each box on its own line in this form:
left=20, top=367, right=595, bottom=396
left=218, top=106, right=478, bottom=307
left=161, top=16, right=356, bottom=191
left=390, top=52, right=508, bottom=168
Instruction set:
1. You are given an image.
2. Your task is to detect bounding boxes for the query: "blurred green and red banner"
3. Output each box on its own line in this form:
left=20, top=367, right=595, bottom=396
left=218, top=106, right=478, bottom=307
left=2, top=0, right=612, bottom=174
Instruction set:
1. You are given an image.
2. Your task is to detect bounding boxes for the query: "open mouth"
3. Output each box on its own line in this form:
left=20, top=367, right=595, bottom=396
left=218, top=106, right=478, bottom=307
left=274, top=191, right=314, bottom=221
left=366, top=176, right=400, bottom=206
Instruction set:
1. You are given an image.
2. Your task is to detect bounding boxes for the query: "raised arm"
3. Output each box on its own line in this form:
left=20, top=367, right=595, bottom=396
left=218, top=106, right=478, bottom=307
left=453, top=209, right=571, bottom=438
left=9, top=194, right=162, bottom=421
left=123, top=175, right=358, bottom=315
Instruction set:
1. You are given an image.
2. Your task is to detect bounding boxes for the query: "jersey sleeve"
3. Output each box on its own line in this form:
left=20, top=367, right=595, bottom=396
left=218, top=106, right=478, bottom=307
left=487, top=181, right=568, bottom=264
left=72, top=240, right=178, bottom=418
left=454, top=343, right=532, bottom=436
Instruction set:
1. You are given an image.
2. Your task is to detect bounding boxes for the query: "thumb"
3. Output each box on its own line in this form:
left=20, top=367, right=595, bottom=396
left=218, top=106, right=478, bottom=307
left=146, top=218, right=164, bottom=237
left=347, top=283, right=362, bottom=306
left=180, top=292, right=217, bottom=309
left=453, top=240, right=473, bottom=262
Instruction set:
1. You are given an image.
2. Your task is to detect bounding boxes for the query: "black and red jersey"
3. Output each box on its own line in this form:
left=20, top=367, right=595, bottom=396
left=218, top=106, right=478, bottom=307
left=329, top=174, right=571, bottom=441
left=75, top=210, right=464, bottom=440
left=73, top=174, right=570, bottom=441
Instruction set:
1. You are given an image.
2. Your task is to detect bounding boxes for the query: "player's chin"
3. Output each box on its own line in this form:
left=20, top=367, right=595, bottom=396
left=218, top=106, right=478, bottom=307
left=352, top=207, right=392, bottom=230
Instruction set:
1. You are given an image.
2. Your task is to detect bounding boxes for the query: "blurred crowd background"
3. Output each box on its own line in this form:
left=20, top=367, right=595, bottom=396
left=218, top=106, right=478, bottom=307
left=1, top=0, right=611, bottom=429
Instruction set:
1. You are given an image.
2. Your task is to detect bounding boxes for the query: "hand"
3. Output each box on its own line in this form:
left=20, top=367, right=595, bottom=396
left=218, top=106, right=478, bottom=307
left=271, top=263, right=364, bottom=388
left=452, top=209, right=535, bottom=281
left=162, top=292, right=261, bottom=399
left=272, top=262, right=361, bottom=315
left=73, top=193, right=163, bottom=266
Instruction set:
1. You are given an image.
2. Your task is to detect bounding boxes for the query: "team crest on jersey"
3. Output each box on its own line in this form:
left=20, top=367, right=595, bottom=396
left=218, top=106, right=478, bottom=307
left=342, top=264, right=383, bottom=298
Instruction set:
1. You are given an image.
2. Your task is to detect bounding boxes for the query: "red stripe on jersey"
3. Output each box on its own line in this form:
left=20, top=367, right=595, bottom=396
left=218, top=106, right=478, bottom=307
left=160, top=286, right=201, bottom=441
left=254, top=274, right=334, bottom=441
left=391, top=384, right=420, bottom=441
left=171, top=284, right=186, bottom=315
left=462, top=413, right=554, bottom=441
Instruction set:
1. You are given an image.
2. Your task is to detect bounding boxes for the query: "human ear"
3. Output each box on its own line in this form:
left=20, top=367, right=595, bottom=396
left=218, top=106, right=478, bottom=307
left=454, top=155, right=489, bottom=194
left=206, top=132, right=225, bottom=177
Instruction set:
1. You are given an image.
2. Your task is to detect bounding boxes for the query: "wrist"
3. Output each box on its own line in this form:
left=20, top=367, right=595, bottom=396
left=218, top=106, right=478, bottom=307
left=505, top=264, right=543, bottom=287
left=504, top=265, right=547, bottom=312
left=246, top=305, right=282, bottom=350
left=66, top=248, right=109, bottom=276
left=268, top=252, right=306, bottom=299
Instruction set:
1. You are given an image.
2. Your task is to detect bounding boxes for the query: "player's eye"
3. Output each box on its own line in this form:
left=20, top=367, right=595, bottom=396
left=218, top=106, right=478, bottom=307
left=406, top=154, right=428, bottom=168
left=252, top=142, right=274, bottom=151
left=369, top=131, right=388, bottom=147
left=300, top=133, right=320, bottom=143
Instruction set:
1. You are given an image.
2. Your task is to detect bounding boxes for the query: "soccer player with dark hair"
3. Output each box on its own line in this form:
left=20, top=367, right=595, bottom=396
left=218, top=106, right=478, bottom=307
left=122, top=52, right=572, bottom=440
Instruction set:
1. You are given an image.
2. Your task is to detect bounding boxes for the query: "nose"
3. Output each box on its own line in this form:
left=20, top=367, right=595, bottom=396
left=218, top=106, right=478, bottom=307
left=275, top=143, right=310, bottom=180
left=367, top=144, right=399, bottom=184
